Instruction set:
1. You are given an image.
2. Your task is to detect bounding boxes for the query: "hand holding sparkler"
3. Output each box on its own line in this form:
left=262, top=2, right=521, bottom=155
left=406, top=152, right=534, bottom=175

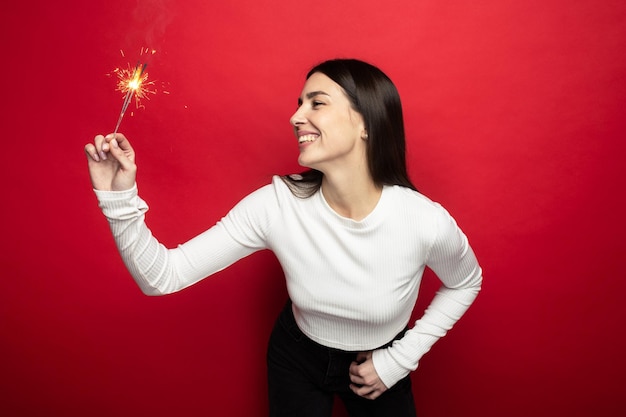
left=84, top=133, right=137, bottom=192
left=85, top=52, right=156, bottom=191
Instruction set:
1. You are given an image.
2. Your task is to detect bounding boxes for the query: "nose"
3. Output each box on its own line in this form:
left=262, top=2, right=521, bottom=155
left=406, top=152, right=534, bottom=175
left=290, top=106, right=306, bottom=127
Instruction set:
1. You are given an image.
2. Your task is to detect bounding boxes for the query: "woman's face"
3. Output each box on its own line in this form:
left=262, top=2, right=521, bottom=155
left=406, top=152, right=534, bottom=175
left=290, top=72, right=367, bottom=172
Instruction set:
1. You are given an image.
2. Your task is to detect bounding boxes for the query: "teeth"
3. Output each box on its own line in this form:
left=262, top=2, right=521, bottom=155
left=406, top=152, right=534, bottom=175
left=299, top=134, right=318, bottom=143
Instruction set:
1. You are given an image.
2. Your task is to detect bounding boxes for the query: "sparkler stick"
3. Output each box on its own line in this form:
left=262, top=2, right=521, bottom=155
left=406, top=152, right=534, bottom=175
left=112, top=62, right=148, bottom=138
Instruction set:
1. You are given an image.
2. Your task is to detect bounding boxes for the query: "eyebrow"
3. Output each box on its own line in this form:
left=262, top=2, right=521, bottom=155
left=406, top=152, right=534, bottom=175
left=298, top=90, right=330, bottom=105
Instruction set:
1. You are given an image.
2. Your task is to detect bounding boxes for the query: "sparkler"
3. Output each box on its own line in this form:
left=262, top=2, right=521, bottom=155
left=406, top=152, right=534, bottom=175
left=112, top=62, right=151, bottom=138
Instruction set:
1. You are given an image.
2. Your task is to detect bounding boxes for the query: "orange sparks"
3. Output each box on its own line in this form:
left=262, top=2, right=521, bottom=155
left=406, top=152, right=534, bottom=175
left=110, top=48, right=166, bottom=136
left=114, top=62, right=155, bottom=109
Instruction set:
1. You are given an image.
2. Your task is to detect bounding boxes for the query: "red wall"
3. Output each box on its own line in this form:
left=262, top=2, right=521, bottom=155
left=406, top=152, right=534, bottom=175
left=2, top=1, right=625, bottom=416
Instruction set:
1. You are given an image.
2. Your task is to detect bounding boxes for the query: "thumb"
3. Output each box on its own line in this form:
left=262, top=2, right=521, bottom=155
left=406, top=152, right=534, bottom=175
left=108, top=138, right=134, bottom=170
left=355, top=351, right=370, bottom=364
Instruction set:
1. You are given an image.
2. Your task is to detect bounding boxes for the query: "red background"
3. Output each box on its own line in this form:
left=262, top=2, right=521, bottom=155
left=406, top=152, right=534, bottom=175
left=2, top=1, right=625, bottom=416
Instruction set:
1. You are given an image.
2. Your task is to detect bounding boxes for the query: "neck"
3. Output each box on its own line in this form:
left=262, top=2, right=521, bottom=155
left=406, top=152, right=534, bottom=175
left=321, top=172, right=382, bottom=221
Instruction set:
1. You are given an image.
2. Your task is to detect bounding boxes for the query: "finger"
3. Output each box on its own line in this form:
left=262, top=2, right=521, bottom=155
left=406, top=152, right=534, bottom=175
left=349, top=383, right=379, bottom=400
left=106, top=133, right=133, bottom=153
left=93, top=134, right=108, bottom=160
left=107, top=138, right=136, bottom=172
left=349, top=368, right=365, bottom=386
left=84, top=143, right=100, bottom=162
left=349, top=361, right=361, bottom=378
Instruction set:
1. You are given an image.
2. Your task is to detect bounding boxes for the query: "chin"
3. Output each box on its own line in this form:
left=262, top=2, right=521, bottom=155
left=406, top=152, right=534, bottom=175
left=297, top=156, right=313, bottom=169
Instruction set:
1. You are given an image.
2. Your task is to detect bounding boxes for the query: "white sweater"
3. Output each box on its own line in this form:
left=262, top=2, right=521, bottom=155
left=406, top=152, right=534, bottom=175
left=95, top=176, right=482, bottom=388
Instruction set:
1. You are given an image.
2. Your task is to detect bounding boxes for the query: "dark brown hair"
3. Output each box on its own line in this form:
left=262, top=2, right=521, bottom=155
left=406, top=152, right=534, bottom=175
left=282, top=59, right=416, bottom=197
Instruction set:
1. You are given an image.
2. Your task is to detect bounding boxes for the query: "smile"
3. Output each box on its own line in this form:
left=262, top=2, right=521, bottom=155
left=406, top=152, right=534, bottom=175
left=298, top=134, right=319, bottom=144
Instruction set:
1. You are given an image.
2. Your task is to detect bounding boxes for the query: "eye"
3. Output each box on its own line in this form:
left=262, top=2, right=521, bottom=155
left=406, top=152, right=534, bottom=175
left=312, top=100, right=325, bottom=108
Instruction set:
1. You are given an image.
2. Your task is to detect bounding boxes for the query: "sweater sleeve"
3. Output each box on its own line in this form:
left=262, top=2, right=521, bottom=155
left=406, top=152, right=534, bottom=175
left=95, top=183, right=275, bottom=295
left=372, top=206, right=483, bottom=388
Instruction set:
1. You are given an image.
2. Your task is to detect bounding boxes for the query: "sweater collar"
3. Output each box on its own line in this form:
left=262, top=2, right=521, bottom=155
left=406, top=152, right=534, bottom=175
left=317, top=185, right=390, bottom=229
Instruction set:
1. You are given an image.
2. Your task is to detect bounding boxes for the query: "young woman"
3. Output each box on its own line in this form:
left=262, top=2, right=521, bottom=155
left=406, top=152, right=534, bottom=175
left=85, top=59, right=483, bottom=417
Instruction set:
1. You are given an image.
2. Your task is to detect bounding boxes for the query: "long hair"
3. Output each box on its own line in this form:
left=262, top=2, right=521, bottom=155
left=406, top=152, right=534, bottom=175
left=282, top=59, right=417, bottom=197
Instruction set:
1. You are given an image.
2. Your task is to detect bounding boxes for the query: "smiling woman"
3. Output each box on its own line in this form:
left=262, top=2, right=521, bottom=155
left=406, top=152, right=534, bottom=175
left=291, top=73, right=369, bottom=193
left=84, top=58, right=482, bottom=417
left=284, top=59, right=416, bottom=201
left=3, top=0, right=625, bottom=415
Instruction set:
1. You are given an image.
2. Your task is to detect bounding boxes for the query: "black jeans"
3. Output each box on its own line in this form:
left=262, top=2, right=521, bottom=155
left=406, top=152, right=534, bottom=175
left=267, top=301, right=417, bottom=417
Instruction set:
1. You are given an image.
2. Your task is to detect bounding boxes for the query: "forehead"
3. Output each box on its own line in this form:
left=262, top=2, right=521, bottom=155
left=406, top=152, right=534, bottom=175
left=300, top=72, right=345, bottom=99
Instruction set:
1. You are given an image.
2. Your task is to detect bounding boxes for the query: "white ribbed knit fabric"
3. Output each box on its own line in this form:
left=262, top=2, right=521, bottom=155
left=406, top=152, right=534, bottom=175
left=95, top=176, right=482, bottom=388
